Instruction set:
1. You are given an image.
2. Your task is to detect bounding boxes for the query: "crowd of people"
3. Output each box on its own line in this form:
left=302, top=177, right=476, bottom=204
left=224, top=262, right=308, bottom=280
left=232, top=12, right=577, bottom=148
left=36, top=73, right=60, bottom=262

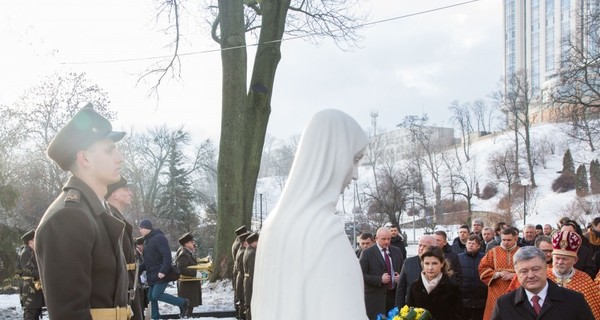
left=355, top=219, right=600, bottom=320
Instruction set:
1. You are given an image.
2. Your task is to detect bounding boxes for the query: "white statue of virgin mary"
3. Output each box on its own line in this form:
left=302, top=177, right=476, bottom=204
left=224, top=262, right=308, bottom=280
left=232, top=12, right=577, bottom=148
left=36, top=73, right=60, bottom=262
left=252, top=109, right=369, bottom=319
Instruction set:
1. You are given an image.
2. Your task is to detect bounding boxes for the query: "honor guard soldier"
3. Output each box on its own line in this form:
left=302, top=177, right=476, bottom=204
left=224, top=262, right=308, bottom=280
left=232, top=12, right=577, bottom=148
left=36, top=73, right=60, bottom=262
left=35, top=103, right=131, bottom=319
left=107, top=177, right=143, bottom=320
left=234, top=231, right=251, bottom=319
left=243, top=232, right=259, bottom=320
left=16, top=229, right=45, bottom=320
left=176, top=232, right=203, bottom=317
left=232, top=225, right=248, bottom=316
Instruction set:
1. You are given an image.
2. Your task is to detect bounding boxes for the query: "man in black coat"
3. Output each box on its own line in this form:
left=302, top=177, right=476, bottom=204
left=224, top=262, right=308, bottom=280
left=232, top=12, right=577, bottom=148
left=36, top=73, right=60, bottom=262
left=389, top=225, right=407, bottom=261
left=491, top=246, right=594, bottom=320
left=360, top=227, right=403, bottom=320
left=433, top=230, right=463, bottom=286
left=458, top=235, right=487, bottom=320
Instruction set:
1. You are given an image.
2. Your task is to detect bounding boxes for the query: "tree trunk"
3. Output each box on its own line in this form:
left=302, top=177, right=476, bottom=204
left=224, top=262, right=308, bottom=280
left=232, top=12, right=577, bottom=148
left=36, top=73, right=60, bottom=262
left=212, top=0, right=290, bottom=281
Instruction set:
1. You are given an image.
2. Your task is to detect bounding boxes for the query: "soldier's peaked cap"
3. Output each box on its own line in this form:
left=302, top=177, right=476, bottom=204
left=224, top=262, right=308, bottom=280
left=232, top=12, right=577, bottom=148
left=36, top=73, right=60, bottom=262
left=246, top=232, right=259, bottom=243
left=47, top=103, right=126, bottom=171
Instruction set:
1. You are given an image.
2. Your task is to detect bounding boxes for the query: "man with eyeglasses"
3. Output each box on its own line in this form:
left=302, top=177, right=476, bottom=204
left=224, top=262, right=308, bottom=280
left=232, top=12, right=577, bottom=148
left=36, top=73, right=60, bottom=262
left=534, top=236, right=554, bottom=266
left=491, top=246, right=593, bottom=320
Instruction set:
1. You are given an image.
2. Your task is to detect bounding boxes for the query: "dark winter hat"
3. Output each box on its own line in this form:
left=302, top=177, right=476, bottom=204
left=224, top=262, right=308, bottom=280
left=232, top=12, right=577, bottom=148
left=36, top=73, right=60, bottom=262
left=135, top=236, right=145, bottom=245
left=21, top=229, right=35, bottom=244
left=47, top=103, right=126, bottom=171
left=105, top=176, right=131, bottom=199
left=235, top=225, right=248, bottom=236
left=238, top=231, right=252, bottom=242
left=246, top=232, right=259, bottom=243
left=535, top=224, right=543, bottom=230
left=139, top=219, right=153, bottom=230
left=179, top=232, right=194, bottom=246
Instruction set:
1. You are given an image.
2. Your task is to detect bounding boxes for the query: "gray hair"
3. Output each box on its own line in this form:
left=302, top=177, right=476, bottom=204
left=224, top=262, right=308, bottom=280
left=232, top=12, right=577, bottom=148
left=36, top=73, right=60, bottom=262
left=482, top=227, right=493, bottom=233
left=523, top=224, right=536, bottom=230
left=513, top=246, right=546, bottom=266
left=534, top=235, right=552, bottom=247
left=472, top=218, right=484, bottom=226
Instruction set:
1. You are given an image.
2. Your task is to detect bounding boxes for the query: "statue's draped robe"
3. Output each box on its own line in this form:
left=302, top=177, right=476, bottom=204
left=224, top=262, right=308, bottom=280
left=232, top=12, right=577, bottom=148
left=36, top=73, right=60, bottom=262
left=252, top=109, right=369, bottom=320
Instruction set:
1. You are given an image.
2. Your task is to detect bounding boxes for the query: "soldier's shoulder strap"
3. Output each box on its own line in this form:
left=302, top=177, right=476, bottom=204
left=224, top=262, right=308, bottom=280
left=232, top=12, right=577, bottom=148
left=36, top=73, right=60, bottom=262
left=64, top=189, right=82, bottom=206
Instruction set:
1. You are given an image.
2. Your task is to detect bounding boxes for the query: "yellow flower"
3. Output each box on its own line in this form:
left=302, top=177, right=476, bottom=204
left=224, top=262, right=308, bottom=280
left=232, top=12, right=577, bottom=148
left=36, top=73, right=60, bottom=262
left=400, top=305, right=410, bottom=317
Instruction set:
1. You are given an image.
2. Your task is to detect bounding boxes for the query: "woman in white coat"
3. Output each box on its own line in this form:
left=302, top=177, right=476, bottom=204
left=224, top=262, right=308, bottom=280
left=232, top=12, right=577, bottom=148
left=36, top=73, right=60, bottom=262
left=252, top=109, right=369, bottom=320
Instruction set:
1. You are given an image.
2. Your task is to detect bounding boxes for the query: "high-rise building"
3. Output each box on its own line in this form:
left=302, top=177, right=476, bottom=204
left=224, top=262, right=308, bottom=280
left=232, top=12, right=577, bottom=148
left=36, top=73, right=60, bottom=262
left=503, top=0, right=598, bottom=97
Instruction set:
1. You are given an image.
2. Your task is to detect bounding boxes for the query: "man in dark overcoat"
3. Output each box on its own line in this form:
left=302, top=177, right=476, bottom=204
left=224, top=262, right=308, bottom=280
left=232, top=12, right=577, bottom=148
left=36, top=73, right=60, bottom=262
left=106, top=177, right=143, bottom=320
left=491, top=246, right=594, bottom=320
left=35, top=104, right=130, bottom=319
left=16, top=229, right=45, bottom=320
left=360, top=227, right=403, bottom=320
left=176, top=232, right=203, bottom=316
left=243, top=232, right=259, bottom=320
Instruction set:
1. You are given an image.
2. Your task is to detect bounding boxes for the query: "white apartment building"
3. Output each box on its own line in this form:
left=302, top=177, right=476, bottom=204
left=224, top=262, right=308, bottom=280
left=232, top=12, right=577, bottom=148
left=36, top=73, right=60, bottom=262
left=504, top=0, right=599, bottom=97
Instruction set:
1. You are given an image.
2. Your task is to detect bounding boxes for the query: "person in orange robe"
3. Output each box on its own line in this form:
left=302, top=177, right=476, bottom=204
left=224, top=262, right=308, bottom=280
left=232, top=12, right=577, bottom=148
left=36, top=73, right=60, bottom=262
left=478, top=227, right=519, bottom=320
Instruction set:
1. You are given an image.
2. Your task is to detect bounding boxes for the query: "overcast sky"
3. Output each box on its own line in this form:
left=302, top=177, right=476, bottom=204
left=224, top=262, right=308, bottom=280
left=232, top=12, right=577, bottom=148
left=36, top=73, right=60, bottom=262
left=1, top=0, right=503, bottom=142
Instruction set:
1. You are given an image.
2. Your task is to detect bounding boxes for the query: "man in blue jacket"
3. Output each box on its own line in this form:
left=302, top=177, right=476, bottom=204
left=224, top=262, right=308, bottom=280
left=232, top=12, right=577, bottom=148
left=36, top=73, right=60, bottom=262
left=139, top=219, right=188, bottom=319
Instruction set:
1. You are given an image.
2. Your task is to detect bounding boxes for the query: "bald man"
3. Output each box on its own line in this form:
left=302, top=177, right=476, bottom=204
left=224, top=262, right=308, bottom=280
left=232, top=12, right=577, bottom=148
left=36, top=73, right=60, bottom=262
left=394, top=235, right=437, bottom=308
left=360, top=227, right=404, bottom=320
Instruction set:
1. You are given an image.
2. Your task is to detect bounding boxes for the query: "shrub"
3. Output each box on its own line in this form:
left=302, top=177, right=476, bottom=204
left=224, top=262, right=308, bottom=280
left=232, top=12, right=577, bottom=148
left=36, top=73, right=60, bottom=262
left=481, top=183, right=498, bottom=200
left=552, top=172, right=576, bottom=193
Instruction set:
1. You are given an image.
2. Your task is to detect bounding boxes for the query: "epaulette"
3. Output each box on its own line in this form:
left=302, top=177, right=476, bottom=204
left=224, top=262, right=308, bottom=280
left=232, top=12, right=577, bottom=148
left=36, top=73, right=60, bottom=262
left=65, top=189, right=81, bottom=204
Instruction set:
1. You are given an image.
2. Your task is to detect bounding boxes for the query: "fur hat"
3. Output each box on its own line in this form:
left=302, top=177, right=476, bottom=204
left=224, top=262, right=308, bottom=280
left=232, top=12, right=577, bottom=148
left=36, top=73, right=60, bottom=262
left=105, top=177, right=130, bottom=199
left=551, top=230, right=581, bottom=258
left=178, top=232, right=194, bottom=246
left=235, top=225, right=248, bottom=236
left=246, top=232, right=259, bottom=243
left=135, top=236, right=145, bottom=246
left=139, top=219, right=153, bottom=230
left=238, top=231, right=252, bottom=242
left=21, top=229, right=35, bottom=244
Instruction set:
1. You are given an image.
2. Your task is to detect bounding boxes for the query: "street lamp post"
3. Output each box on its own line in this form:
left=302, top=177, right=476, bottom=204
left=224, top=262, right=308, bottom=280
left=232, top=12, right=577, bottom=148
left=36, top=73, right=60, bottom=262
left=521, top=179, right=531, bottom=226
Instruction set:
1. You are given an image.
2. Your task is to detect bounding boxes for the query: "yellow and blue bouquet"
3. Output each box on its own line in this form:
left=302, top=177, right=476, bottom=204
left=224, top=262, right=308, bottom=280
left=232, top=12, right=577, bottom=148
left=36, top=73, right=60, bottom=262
left=376, top=305, right=432, bottom=320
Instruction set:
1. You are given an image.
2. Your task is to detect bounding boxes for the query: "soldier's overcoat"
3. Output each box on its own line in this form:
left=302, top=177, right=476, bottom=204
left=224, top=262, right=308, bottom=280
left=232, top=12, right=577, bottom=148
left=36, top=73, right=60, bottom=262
left=35, top=176, right=128, bottom=319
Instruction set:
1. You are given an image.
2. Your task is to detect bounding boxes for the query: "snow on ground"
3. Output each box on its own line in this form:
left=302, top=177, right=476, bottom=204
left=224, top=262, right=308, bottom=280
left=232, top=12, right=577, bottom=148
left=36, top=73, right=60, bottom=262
left=0, top=246, right=420, bottom=319
left=0, top=280, right=236, bottom=320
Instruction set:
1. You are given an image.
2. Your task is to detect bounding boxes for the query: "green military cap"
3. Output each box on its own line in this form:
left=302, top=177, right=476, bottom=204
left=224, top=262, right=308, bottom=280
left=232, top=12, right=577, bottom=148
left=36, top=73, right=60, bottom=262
left=105, top=176, right=131, bottom=199
left=178, top=232, right=194, bottom=246
left=21, top=229, right=35, bottom=244
left=47, top=103, right=126, bottom=171
left=246, top=232, right=259, bottom=243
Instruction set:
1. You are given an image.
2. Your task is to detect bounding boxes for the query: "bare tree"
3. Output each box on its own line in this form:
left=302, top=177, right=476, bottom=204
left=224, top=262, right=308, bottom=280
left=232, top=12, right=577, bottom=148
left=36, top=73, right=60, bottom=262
left=449, top=100, right=474, bottom=162
left=148, top=0, right=367, bottom=279
left=496, top=70, right=537, bottom=187
left=399, top=114, right=445, bottom=220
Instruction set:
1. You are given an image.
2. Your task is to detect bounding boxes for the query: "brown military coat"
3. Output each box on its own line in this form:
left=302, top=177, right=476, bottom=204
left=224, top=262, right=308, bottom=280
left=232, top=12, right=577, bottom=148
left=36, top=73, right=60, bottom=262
left=35, top=176, right=128, bottom=319
left=109, top=204, right=143, bottom=320
left=16, top=245, right=45, bottom=309
left=242, top=245, right=256, bottom=306
left=176, top=247, right=203, bottom=307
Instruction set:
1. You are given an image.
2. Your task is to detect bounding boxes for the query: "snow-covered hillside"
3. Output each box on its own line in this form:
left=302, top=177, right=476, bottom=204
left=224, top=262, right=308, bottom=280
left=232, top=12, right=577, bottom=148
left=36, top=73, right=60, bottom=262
left=256, top=122, right=600, bottom=231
